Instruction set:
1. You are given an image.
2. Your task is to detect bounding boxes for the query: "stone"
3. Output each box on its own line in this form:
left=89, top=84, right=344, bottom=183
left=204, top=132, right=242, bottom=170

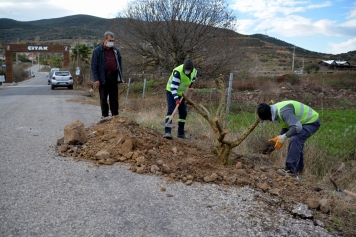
left=305, top=198, right=320, bottom=209
left=60, top=145, right=68, bottom=153
left=186, top=175, right=194, bottom=180
left=235, top=162, right=243, bottom=169
left=148, top=149, right=159, bottom=156
left=319, top=199, right=330, bottom=214
left=136, top=165, right=145, bottom=174
left=150, top=165, right=160, bottom=173
left=162, top=164, right=171, bottom=173
left=136, top=156, right=145, bottom=166
left=95, top=150, right=110, bottom=160
left=64, top=120, right=87, bottom=145
left=124, top=151, right=134, bottom=159
left=186, top=180, right=193, bottom=185
left=257, top=182, right=269, bottom=192
left=269, top=188, right=280, bottom=196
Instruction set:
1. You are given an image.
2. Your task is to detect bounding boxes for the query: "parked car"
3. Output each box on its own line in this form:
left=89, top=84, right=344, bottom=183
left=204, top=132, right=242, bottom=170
left=50, top=70, right=73, bottom=90
left=47, top=68, right=59, bottom=85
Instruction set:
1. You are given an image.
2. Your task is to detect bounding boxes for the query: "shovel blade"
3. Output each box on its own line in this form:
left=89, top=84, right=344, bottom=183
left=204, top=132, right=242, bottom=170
left=159, top=122, right=176, bottom=128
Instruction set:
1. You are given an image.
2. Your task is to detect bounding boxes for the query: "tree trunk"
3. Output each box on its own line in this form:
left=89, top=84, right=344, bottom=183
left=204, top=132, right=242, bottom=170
left=216, top=142, right=232, bottom=165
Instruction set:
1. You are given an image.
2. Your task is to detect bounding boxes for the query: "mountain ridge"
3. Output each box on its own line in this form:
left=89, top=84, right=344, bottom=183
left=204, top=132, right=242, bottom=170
left=0, top=15, right=355, bottom=67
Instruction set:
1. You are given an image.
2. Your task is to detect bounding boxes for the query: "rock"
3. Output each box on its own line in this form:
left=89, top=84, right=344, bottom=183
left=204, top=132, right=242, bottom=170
left=156, top=159, right=164, bottom=166
left=204, top=173, right=218, bottom=182
left=124, top=152, right=134, bottom=159
left=105, top=158, right=115, bottom=165
left=148, top=149, right=159, bottom=156
left=224, top=176, right=236, bottom=184
left=150, top=165, right=160, bottom=173
left=315, top=219, right=325, bottom=227
left=136, top=156, right=145, bottom=166
left=305, top=198, right=320, bottom=209
left=118, top=156, right=127, bottom=162
left=64, top=120, right=87, bottom=145
left=182, top=177, right=187, bottom=182
left=186, top=175, right=194, bottom=180
left=120, top=139, right=133, bottom=155
left=57, top=137, right=64, bottom=146
left=319, top=199, right=330, bottom=214
left=96, top=150, right=110, bottom=160
left=60, top=145, right=68, bottom=153
left=257, top=182, right=269, bottom=192
left=269, top=188, right=280, bottom=196
left=172, top=147, right=178, bottom=154
left=186, top=180, right=193, bottom=185
left=162, top=164, right=171, bottom=173
left=160, top=187, right=166, bottom=191
left=235, top=162, right=242, bottom=169
left=292, top=203, right=313, bottom=219
left=180, top=161, right=188, bottom=171
left=136, top=165, right=145, bottom=174
left=236, top=169, right=247, bottom=176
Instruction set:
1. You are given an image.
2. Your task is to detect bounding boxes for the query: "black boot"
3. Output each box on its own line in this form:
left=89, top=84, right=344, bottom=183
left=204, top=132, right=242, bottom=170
left=163, top=117, right=173, bottom=139
left=177, top=121, right=189, bottom=139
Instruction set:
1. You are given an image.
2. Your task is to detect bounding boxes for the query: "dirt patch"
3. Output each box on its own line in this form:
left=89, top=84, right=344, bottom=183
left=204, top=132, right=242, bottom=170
left=56, top=114, right=356, bottom=236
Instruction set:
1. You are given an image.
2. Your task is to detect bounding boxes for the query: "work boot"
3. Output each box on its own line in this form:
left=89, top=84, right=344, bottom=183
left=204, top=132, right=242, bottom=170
left=276, top=168, right=296, bottom=177
left=163, top=133, right=173, bottom=140
left=177, top=134, right=189, bottom=139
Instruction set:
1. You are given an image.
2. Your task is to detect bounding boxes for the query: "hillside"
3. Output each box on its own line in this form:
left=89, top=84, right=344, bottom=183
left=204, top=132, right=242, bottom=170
left=0, top=15, right=355, bottom=76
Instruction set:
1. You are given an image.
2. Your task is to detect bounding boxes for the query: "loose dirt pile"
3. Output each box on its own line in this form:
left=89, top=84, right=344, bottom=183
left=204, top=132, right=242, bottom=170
left=56, top=114, right=355, bottom=236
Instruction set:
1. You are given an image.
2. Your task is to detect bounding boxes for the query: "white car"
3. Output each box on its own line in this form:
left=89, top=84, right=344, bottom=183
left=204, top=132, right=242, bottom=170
left=50, top=70, right=73, bottom=90
left=47, top=68, right=59, bottom=85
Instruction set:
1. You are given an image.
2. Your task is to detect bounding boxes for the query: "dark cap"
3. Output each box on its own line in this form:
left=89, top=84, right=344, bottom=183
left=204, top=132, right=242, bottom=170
left=183, top=58, right=193, bottom=71
left=257, top=103, right=271, bottom=120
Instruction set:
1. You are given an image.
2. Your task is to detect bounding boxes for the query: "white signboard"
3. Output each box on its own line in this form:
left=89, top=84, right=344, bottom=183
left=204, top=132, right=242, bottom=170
left=75, top=67, right=80, bottom=76
left=0, top=75, right=5, bottom=82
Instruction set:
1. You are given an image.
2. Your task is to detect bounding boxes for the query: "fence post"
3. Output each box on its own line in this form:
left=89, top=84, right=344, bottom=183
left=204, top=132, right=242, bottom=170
left=126, top=77, right=131, bottom=104
left=226, top=73, right=233, bottom=127
left=142, top=78, right=147, bottom=99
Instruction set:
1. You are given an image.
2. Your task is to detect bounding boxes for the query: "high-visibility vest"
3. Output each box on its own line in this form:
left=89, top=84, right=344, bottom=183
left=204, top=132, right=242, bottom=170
left=166, top=65, right=196, bottom=96
left=276, top=100, right=319, bottom=128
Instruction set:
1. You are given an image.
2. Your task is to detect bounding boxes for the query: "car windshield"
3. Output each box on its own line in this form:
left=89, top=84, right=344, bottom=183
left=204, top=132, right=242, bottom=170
left=55, top=71, right=70, bottom=76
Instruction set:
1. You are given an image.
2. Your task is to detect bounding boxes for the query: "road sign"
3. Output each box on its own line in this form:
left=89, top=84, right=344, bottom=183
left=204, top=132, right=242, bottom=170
left=75, top=67, right=80, bottom=76
left=0, top=75, right=5, bottom=82
left=1, top=65, right=5, bottom=69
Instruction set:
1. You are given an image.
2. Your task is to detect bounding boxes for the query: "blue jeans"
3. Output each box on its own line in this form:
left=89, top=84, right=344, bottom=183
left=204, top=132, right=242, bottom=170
left=165, top=90, right=187, bottom=135
left=286, top=120, right=321, bottom=173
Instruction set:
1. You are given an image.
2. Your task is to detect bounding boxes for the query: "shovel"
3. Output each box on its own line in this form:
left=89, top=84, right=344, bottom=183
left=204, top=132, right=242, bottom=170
left=160, top=90, right=189, bottom=128
left=160, top=96, right=184, bottom=128
left=329, top=177, right=356, bottom=198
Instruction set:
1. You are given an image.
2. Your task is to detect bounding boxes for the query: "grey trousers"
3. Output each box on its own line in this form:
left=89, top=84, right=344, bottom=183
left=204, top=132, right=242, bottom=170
left=286, top=120, right=321, bottom=173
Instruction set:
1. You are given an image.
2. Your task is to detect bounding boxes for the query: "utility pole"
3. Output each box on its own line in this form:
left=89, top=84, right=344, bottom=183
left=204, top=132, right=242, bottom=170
left=292, top=45, right=295, bottom=72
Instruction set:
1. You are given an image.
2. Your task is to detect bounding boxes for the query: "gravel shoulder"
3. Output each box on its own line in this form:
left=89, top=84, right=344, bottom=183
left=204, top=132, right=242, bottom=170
left=0, top=79, right=336, bottom=236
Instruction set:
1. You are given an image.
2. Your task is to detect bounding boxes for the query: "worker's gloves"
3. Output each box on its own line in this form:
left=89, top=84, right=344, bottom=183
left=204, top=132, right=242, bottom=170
left=175, top=100, right=180, bottom=106
left=269, top=134, right=287, bottom=149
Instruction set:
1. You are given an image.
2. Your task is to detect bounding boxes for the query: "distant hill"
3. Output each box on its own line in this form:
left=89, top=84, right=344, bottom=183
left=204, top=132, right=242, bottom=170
left=0, top=15, right=355, bottom=75
left=0, top=15, right=112, bottom=42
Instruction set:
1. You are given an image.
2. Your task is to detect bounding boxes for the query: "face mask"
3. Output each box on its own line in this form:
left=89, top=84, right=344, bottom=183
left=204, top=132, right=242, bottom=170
left=106, top=41, right=114, bottom=48
left=184, top=70, right=191, bottom=75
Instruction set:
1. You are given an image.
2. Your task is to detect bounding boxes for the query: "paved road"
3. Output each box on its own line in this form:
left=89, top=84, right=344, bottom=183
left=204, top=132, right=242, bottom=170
left=0, top=66, right=334, bottom=236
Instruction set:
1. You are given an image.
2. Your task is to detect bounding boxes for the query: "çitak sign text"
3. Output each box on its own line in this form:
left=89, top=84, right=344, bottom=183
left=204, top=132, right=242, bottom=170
left=27, top=46, right=49, bottom=50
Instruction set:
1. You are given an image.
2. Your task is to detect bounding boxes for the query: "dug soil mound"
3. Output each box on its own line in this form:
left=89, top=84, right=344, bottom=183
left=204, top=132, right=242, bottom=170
left=56, top=115, right=356, bottom=236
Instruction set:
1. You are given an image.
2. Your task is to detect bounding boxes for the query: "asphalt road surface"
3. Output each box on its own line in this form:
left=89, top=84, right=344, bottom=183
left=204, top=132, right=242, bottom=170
left=0, top=66, right=334, bottom=237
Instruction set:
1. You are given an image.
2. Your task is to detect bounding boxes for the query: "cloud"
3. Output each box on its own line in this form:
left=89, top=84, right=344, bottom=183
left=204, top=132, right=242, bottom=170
left=0, top=0, right=132, bottom=21
left=328, top=37, right=356, bottom=54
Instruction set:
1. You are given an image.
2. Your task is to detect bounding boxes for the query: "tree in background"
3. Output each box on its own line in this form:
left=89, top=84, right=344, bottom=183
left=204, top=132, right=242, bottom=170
left=304, top=63, right=320, bottom=74
left=71, top=44, right=92, bottom=86
left=115, top=0, right=237, bottom=77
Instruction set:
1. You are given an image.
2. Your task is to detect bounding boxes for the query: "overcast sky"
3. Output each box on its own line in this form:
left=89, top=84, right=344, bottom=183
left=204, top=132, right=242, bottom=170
left=0, top=0, right=355, bottom=55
